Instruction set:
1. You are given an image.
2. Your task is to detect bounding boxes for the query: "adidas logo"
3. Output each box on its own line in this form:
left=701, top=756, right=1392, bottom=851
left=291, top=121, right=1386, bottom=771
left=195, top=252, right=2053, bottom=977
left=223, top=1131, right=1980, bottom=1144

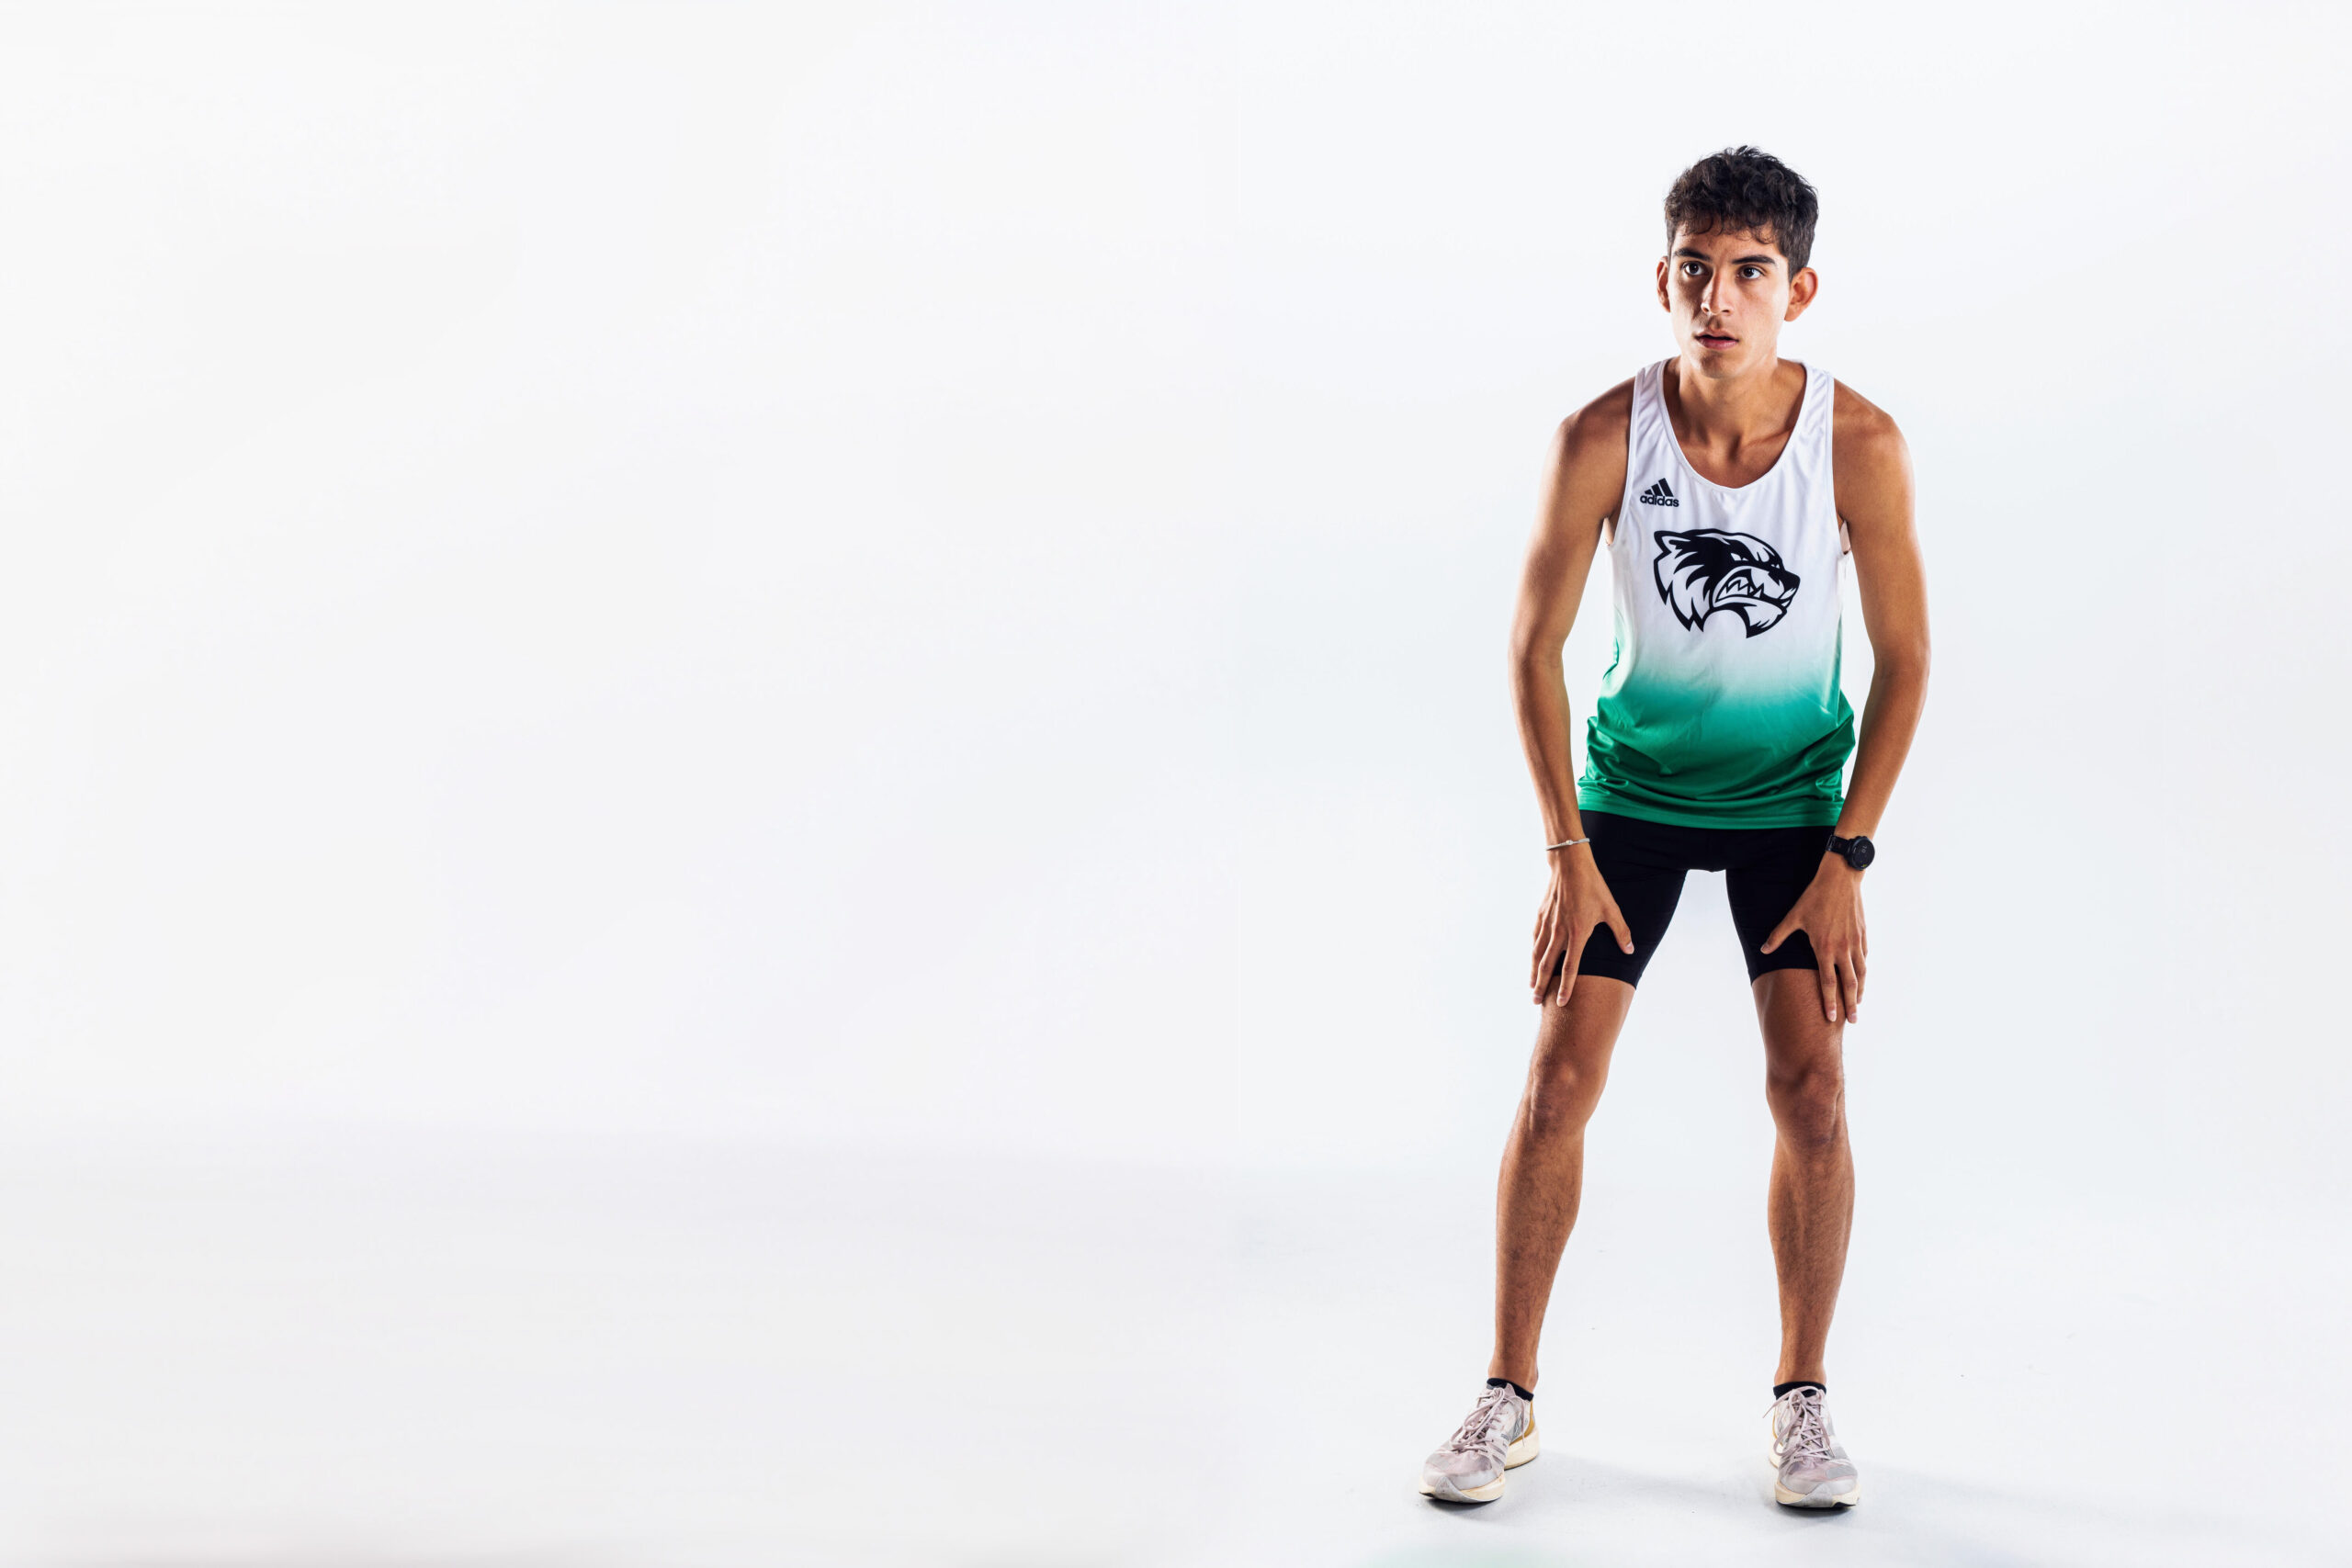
left=1638, top=479, right=1679, bottom=507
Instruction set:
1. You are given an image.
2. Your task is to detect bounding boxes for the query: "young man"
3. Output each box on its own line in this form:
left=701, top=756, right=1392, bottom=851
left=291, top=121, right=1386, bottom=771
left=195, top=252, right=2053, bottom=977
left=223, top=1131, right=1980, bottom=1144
left=1418, top=147, right=1930, bottom=1510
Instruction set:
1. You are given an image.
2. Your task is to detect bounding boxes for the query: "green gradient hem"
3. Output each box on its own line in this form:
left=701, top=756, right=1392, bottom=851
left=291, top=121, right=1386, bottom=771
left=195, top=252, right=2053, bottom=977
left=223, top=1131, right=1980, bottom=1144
left=1576, top=789, right=1843, bottom=830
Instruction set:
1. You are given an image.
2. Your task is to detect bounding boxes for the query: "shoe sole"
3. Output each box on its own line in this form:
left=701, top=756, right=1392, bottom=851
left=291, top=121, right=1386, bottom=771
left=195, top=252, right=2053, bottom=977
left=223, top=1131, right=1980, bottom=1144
left=1419, top=1422, right=1540, bottom=1503
left=1770, top=1461, right=1860, bottom=1508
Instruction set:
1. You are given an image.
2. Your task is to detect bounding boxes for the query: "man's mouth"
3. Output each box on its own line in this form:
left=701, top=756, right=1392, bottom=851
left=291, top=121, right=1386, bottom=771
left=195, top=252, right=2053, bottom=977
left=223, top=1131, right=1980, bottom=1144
left=1696, top=332, right=1737, bottom=349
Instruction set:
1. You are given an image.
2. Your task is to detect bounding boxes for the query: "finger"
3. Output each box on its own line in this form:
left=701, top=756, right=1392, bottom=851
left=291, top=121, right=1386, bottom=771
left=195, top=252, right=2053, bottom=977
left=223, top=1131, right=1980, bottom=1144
left=1552, top=921, right=1587, bottom=1006
left=1759, top=915, right=1796, bottom=956
left=1838, top=952, right=1863, bottom=1022
left=1532, top=937, right=1564, bottom=1003
left=1604, top=904, right=1634, bottom=955
left=1815, top=957, right=1840, bottom=1024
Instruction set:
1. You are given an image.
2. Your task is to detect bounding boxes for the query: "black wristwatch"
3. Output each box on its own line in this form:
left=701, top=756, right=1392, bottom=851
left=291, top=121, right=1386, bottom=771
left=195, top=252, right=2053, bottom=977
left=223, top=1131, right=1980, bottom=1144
left=1825, top=832, right=1875, bottom=870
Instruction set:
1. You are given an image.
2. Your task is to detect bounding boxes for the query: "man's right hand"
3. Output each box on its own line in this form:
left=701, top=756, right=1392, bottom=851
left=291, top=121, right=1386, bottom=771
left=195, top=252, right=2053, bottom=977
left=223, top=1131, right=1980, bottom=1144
left=1530, top=849, right=1634, bottom=1006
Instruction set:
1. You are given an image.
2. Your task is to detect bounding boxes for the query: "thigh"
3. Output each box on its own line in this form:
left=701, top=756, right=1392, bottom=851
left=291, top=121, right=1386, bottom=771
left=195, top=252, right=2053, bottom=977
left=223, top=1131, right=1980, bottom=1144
left=1526, top=968, right=1637, bottom=1111
left=1569, top=811, right=1690, bottom=988
left=1724, top=826, right=1830, bottom=983
left=1751, top=966, right=1845, bottom=1100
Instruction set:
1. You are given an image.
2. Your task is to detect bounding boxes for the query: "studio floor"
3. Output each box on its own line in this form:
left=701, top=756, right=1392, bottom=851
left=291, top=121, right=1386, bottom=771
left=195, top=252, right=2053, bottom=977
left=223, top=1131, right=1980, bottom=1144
left=0, top=1131, right=2340, bottom=1567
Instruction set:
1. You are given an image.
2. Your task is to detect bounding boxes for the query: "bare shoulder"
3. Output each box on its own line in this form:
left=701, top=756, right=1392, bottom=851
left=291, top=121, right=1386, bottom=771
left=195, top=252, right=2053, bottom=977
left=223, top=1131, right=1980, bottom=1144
left=1831, top=379, right=1910, bottom=479
left=1556, top=377, right=1634, bottom=464
left=1545, top=376, right=1634, bottom=525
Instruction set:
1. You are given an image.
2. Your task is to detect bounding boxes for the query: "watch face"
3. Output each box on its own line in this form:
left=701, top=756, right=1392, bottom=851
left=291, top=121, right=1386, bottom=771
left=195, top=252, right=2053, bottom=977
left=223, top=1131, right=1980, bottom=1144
left=1848, top=837, right=1875, bottom=869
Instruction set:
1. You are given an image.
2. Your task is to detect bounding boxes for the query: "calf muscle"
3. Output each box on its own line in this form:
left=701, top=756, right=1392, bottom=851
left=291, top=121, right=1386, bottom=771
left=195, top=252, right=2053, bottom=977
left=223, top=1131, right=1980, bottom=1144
left=1755, top=969, right=1855, bottom=1384
left=1489, top=976, right=1634, bottom=1390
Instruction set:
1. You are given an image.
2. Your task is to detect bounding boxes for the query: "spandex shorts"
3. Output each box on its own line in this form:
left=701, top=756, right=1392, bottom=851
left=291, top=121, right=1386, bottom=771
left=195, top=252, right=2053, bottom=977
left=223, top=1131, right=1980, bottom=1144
left=1566, top=810, right=1831, bottom=988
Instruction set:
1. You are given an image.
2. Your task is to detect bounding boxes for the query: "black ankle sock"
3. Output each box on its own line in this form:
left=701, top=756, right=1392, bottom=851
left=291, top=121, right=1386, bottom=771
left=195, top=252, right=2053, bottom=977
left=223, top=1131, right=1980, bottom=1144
left=1772, top=1380, right=1825, bottom=1400
left=1486, top=1376, right=1534, bottom=1402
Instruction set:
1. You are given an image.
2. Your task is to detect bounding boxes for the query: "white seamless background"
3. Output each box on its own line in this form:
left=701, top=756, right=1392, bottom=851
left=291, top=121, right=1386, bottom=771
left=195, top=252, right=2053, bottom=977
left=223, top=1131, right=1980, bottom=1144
left=0, top=4, right=2343, bottom=1565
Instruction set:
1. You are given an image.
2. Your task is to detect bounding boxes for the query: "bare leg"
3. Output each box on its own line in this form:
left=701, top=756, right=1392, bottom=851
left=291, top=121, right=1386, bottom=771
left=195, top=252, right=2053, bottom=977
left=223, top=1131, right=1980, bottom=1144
left=1488, top=976, right=1636, bottom=1392
left=1753, top=968, right=1854, bottom=1385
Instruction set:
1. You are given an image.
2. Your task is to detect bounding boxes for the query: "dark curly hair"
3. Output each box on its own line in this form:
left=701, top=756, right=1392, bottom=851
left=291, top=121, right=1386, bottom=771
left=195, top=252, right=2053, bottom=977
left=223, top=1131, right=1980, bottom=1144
left=1664, top=146, right=1818, bottom=274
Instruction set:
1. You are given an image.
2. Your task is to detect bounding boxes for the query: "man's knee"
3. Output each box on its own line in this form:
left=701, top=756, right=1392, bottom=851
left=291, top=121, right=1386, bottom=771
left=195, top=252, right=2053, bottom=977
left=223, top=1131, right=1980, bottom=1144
left=1521, top=1067, right=1601, bottom=1141
left=1765, top=1063, right=1845, bottom=1148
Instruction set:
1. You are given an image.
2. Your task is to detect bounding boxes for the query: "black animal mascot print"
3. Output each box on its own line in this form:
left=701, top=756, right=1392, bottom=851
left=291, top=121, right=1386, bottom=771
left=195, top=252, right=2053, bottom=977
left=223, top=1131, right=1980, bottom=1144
left=1651, top=529, right=1802, bottom=637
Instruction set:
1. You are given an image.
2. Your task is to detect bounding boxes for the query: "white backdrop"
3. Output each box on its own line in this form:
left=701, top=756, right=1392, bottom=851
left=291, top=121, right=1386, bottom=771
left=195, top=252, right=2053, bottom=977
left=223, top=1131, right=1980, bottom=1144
left=1232, top=2, right=2352, bottom=1195
left=0, top=4, right=2345, bottom=1564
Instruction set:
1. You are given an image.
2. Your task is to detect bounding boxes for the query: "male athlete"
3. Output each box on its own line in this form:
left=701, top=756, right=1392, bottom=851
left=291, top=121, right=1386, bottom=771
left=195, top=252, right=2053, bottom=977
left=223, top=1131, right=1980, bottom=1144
left=1418, top=147, right=1930, bottom=1509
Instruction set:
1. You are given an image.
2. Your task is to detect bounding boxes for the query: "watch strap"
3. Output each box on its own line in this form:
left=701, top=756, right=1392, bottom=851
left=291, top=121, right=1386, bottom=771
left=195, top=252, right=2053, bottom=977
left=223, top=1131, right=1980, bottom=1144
left=1825, top=831, right=1874, bottom=868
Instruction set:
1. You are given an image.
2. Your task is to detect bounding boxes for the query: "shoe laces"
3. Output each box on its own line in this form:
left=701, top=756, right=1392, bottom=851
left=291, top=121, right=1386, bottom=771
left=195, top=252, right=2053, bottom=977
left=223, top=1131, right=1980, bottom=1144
left=1445, top=1386, right=1517, bottom=1453
left=1778, top=1388, right=1833, bottom=1464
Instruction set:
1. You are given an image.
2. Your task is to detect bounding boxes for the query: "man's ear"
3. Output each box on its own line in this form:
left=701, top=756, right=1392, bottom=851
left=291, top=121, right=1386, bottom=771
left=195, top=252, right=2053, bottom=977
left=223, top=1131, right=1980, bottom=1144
left=1656, top=255, right=1672, bottom=312
left=1784, top=266, right=1820, bottom=321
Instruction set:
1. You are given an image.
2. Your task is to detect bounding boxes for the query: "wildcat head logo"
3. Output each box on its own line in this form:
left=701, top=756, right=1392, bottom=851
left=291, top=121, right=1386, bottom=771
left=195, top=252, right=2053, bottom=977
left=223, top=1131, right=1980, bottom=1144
left=1652, top=529, right=1801, bottom=637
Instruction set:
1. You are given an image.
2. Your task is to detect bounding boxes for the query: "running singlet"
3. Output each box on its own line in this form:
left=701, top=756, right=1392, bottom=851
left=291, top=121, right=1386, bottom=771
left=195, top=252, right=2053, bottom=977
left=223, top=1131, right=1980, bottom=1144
left=1576, top=358, right=1857, bottom=829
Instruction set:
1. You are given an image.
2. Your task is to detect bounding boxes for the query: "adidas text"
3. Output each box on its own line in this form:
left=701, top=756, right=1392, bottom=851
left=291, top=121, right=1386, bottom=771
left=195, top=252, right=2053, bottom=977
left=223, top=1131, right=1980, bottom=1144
left=1638, top=479, right=1679, bottom=507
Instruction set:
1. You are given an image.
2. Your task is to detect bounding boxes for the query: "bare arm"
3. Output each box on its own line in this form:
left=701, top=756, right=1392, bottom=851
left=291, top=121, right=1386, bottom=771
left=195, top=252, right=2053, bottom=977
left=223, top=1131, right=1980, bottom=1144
left=1759, top=383, right=1931, bottom=1024
left=1509, top=384, right=1635, bottom=1006
left=1828, top=389, right=1930, bottom=840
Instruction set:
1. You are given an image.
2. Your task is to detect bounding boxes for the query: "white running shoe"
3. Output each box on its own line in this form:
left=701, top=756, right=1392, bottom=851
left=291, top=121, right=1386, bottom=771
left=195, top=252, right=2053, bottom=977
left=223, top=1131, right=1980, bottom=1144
left=1419, top=1382, right=1540, bottom=1503
left=1768, top=1385, right=1860, bottom=1506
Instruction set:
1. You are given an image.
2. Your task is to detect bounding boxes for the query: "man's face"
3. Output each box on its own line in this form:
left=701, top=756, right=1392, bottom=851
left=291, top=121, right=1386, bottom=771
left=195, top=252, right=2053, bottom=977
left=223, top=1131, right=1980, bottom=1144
left=1656, top=225, right=1817, bottom=378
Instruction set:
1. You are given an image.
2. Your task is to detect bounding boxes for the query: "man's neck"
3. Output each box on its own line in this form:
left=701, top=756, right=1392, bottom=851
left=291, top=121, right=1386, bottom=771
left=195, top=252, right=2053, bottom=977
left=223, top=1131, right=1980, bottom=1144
left=1667, top=354, right=1804, bottom=451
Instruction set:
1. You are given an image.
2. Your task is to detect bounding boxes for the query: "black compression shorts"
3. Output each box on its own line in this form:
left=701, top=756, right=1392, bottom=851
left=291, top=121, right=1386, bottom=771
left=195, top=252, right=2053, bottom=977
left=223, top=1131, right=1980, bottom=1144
left=1566, top=810, right=1832, bottom=988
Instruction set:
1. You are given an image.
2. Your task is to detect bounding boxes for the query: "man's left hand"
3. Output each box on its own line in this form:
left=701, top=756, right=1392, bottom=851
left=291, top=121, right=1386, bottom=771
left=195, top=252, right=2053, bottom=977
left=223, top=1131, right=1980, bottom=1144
left=1760, top=855, right=1868, bottom=1025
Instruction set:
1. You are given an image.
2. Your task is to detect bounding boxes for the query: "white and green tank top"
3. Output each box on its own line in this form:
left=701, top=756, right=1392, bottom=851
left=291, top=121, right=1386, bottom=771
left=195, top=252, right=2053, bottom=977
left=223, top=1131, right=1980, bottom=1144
left=1576, top=358, right=1857, bottom=829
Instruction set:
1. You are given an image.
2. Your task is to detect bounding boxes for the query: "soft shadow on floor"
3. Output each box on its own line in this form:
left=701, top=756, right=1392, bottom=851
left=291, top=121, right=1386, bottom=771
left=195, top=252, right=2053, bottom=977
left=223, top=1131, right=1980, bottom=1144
left=1376, top=1457, right=2338, bottom=1568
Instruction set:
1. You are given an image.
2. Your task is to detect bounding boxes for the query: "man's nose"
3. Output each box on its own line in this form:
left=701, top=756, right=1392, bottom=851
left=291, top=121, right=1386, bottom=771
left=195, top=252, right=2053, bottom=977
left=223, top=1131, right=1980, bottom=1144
left=1700, top=270, right=1727, bottom=318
